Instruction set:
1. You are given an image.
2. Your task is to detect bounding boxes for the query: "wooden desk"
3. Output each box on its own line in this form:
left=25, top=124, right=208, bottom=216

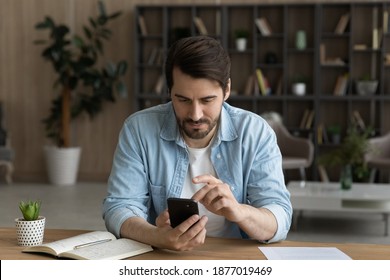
left=1, top=228, right=390, bottom=260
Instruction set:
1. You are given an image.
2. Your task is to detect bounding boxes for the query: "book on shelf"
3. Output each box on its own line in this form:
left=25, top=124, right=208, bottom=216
left=193, top=17, right=208, bottom=35
left=353, top=44, right=368, bottom=50
left=154, top=74, right=165, bottom=95
left=299, top=109, right=311, bottom=129
left=244, top=74, right=255, bottom=96
left=215, top=10, right=221, bottom=36
left=334, top=13, right=350, bottom=34
left=255, top=69, right=271, bottom=96
left=275, top=76, right=283, bottom=96
left=138, top=15, right=148, bottom=36
left=147, top=47, right=159, bottom=65
left=352, top=110, right=366, bottom=131
left=305, top=110, right=315, bottom=129
left=333, top=73, right=348, bottom=96
left=320, top=44, right=346, bottom=65
left=383, top=10, right=389, bottom=34
left=299, top=109, right=314, bottom=130
left=372, top=7, right=383, bottom=50
left=317, top=165, right=329, bottom=182
left=22, top=231, right=153, bottom=260
left=255, top=17, right=272, bottom=36
left=317, top=123, right=324, bottom=144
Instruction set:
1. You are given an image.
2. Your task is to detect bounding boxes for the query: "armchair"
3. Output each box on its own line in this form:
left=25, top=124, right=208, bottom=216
left=365, top=132, right=390, bottom=182
left=267, top=119, right=314, bottom=181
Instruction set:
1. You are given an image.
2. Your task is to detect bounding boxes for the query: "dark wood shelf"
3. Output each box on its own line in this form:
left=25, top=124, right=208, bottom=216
left=135, top=2, right=390, bottom=181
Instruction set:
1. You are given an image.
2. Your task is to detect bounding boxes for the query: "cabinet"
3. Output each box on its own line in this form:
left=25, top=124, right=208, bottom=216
left=134, top=3, right=390, bottom=181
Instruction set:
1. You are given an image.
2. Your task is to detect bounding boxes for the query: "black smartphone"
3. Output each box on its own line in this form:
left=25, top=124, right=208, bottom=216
left=167, top=197, right=199, bottom=228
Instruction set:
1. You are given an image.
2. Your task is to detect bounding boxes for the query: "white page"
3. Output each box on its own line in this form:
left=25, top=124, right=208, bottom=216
left=259, top=247, right=352, bottom=260
left=40, top=231, right=116, bottom=254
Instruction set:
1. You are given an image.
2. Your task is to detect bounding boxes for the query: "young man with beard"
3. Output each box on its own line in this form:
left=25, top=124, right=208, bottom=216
left=103, top=36, right=292, bottom=251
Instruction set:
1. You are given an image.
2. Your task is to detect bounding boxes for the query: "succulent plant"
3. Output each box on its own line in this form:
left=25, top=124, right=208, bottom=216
left=19, top=200, right=42, bottom=221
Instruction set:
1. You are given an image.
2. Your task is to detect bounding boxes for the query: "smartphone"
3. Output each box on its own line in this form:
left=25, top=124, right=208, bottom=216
left=167, top=197, right=199, bottom=228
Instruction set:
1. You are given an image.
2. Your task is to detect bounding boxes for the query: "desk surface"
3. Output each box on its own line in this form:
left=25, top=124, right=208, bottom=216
left=1, top=228, right=390, bottom=260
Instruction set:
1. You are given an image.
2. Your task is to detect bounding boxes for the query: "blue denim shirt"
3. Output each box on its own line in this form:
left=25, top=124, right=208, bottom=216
left=103, top=102, right=292, bottom=243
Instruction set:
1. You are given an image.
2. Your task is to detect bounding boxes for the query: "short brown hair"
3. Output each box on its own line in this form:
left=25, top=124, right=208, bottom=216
left=165, top=36, right=231, bottom=94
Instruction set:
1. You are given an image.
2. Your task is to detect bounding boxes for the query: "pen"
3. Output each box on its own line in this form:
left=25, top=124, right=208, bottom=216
left=73, top=238, right=112, bottom=250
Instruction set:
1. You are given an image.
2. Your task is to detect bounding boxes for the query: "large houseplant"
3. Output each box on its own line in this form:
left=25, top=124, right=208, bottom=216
left=35, top=1, right=127, bottom=185
left=318, top=124, right=373, bottom=185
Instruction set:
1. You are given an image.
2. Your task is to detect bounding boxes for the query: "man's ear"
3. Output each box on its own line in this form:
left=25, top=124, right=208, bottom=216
left=224, top=79, right=231, bottom=101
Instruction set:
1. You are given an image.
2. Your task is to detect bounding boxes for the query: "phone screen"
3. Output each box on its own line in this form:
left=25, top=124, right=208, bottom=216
left=167, top=198, right=199, bottom=228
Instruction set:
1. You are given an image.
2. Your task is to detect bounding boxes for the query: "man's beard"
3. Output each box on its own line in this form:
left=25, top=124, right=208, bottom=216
left=178, top=117, right=219, bottom=140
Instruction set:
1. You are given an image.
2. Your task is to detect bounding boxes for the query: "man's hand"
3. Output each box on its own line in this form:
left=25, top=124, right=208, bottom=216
left=153, top=209, right=208, bottom=251
left=191, top=174, right=278, bottom=242
left=191, top=174, right=244, bottom=223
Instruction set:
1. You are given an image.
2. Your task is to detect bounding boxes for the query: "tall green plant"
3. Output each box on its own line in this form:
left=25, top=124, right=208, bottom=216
left=35, top=1, right=127, bottom=147
left=318, top=125, right=373, bottom=181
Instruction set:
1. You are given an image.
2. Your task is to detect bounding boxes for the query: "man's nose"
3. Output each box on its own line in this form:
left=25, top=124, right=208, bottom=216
left=189, top=102, right=203, bottom=121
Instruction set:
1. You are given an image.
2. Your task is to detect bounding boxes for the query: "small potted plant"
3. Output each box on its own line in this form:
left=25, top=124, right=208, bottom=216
left=327, top=124, right=341, bottom=144
left=355, top=74, right=378, bottom=96
left=15, top=200, right=45, bottom=246
left=291, top=75, right=308, bottom=96
left=234, top=29, right=249, bottom=51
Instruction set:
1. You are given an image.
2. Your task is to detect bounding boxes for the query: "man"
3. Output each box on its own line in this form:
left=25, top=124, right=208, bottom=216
left=103, top=36, right=292, bottom=251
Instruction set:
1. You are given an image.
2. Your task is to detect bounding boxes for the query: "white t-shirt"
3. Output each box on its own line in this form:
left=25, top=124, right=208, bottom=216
left=180, top=142, right=239, bottom=237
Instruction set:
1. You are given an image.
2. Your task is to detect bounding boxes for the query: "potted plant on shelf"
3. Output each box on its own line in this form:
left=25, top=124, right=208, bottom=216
left=234, top=29, right=249, bottom=52
left=35, top=1, right=128, bottom=185
left=355, top=74, right=378, bottom=96
left=318, top=125, right=373, bottom=189
left=327, top=124, right=341, bottom=144
left=15, top=200, right=45, bottom=246
left=291, top=75, right=308, bottom=96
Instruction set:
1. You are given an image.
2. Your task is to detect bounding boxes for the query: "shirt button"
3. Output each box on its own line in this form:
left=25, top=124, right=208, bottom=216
left=217, top=154, right=221, bottom=159
left=230, top=186, right=235, bottom=191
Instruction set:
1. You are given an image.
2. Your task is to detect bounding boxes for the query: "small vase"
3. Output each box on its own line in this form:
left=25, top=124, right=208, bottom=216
left=295, top=30, right=306, bottom=50
left=236, top=38, right=247, bottom=52
left=340, top=165, right=352, bottom=190
left=15, top=216, right=46, bottom=246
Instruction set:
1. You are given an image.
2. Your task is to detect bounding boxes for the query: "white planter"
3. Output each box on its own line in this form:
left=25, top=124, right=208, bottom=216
left=292, top=83, right=306, bottom=96
left=236, top=38, right=247, bottom=52
left=355, top=80, right=378, bottom=96
left=44, top=146, right=81, bottom=186
left=15, top=216, right=45, bottom=246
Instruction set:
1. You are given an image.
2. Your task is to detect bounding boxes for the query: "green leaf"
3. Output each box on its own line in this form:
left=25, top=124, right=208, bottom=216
left=89, top=17, right=97, bottom=28
left=108, top=11, right=122, bottom=19
left=105, top=62, right=116, bottom=77
left=117, top=61, right=128, bottom=76
left=83, top=26, right=92, bottom=39
left=116, top=81, right=128, bottom=98
left=35, top=16, right=54, bottom=29
left=19, top=200, right=41, bottom=221
left=98, top=0, right=106, bottom=17
left=73, top=35, right=84, bottom=48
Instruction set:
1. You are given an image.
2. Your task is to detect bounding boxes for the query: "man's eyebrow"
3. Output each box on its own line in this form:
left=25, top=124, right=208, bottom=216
left=173, top=94, right=218, bottom=100
left=174, top=94, right=190, bottom=99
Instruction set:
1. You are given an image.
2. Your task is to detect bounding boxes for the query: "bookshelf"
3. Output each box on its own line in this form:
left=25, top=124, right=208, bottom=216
left=135, top=3, right=390, bottom=181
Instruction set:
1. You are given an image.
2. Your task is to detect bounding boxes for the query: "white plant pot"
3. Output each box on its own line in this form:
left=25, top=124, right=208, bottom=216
left=15, top=216, right=45, bottom=246
left=355, top=80, right=378, bottom=96
left=44, top=146, right=81, bottom=186
left=236, top=38, right=247, bottom=52
left=292, top=83, right=306, bottom=96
